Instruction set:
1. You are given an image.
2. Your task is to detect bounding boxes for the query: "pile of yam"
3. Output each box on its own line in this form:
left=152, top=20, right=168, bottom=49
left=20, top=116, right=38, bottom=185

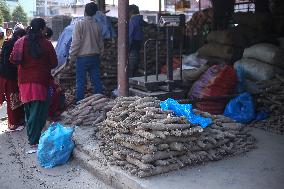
left=98, top=96, right=255, bottom=177
left=100, top=39, right=118, bottom=95
left=60, top=94, right=113, bottom=126
left=55, top=39, right=119, bottom=98
left=249, top=76, right=284, bottom=134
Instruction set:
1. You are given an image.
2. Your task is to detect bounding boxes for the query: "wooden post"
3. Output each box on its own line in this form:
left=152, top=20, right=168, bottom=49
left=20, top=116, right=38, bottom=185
left=118, top=0, right=129, bottom=96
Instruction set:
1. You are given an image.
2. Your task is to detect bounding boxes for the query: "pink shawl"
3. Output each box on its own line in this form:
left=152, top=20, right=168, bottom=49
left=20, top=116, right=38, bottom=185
left=10, top=36, right=25, bottom=65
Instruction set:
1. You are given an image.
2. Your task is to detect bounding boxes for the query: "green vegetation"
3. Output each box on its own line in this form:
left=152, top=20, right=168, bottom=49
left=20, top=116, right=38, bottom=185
left=12, top=5, right=28, bottom=25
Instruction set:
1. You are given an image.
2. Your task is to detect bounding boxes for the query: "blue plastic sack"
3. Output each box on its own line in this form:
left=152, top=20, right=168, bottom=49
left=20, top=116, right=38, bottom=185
left=160, top=98, right=212, bottom=128
left=224, top=92, right=255, bottom=123
left=37, top=123, right=74, bottom=168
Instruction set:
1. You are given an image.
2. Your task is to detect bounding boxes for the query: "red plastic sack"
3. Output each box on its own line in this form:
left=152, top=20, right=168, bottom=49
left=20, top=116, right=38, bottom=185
left=189, top=64, right=237, bottom=114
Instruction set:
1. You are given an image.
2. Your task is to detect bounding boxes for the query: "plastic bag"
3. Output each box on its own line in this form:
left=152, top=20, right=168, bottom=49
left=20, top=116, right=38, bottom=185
left=189, top=64, right=237, bottom=114
left=37, top=123, right=75, bottom=168
left=160, top=98, right=212, bottom=128
left=224, top=92, right=255, bottom=123
left=182, top=53, right=208, bottom=68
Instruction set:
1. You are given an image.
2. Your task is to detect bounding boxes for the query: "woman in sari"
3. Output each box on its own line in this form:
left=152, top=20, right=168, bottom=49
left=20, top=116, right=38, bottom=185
left=10, top=18, right=58, bottom=145
left=0, top=28, right=26, bottom=130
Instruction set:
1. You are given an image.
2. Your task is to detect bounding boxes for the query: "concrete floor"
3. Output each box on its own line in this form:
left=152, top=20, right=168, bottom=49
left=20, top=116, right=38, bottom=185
left=74, top=126, right=284, bottom=189
left=0, top=102, right=7, bottom=119
left=0, top=119, right=112, bottom=189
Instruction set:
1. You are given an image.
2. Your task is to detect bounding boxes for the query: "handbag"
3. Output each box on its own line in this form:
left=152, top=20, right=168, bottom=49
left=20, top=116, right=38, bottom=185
left=10, top=92, right=23, bottom=110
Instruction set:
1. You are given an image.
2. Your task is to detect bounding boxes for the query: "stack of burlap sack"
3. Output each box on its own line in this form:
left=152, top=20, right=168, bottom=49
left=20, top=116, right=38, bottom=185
left=197, top=12, right=274, bottom=64
left=234, top=43, right=284, bottom=89
left=197, top=28, right=245, bottom=63
left=234, top=43, right=284, bottom=135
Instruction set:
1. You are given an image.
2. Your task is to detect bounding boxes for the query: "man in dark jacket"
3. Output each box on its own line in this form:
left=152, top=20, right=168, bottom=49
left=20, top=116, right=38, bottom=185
left=128, top=4, right=144, bottom=77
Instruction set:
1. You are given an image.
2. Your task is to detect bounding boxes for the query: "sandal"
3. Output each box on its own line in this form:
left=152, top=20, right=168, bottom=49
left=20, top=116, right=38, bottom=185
left=7, top=125, right=25, bottom=132
left=26, top=144, right=38, bottom=154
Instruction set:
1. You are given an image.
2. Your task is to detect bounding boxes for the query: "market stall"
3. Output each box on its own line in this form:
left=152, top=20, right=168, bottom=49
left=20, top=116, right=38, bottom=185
left=54, top=0, right=284, bottom=178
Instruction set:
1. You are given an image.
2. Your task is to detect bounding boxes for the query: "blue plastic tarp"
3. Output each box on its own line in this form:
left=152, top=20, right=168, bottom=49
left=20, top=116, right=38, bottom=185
left=55, top=25, right=74, bottom=68
left=160, top=98, right=212, bottom=128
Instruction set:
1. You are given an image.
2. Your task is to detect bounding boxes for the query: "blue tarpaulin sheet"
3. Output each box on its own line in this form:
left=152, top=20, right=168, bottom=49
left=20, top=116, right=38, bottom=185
left=55, top=25, right=74, bottom=68
left=160, top=98, right=212, bottom=128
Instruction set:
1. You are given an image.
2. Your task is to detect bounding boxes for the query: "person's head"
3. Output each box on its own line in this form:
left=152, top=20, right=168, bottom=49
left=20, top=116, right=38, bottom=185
left=29, top=18, right=46, bottom=35
left=13, top=23, right=25, bottom=32
left=27, top=18, right=47, bottom=58
left=129, top=4, right=139, bottom=17
left=12, top=28, right=26, bottom=40
left=84, top=2, right=98, bottom=17
left=45, top=27, right=53, bottom=40
left=6, top=28, right=13, bottom=38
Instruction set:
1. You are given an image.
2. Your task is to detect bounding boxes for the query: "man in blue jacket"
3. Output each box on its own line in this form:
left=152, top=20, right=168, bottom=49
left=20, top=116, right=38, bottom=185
left=128, top=4, right=144, bottom=77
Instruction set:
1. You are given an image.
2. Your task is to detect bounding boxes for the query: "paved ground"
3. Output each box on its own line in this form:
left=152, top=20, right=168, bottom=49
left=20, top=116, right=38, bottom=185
left=0, top=102, right=7, bottom=119
left=0, top=117, right=112, bottom=189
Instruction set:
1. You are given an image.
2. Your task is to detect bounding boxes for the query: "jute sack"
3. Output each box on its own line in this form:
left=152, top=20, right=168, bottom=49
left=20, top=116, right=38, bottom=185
left=234, top=58, right=275, bottom=81
left=198, top=43, right=243, bottom=63
left=243, top=43, right=284, bottom=68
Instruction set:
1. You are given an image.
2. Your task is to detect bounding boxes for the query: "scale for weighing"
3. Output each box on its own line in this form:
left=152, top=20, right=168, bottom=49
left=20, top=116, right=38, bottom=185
left=129, top=14, right=186, bottom=100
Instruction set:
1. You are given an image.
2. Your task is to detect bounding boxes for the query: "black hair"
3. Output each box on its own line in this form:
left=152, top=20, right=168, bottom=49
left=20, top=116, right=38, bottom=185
left=12, top=28, right=26, bottom=40
left=1, top=28, right=26, bottom=66
left=85, top=2, right=98, bottom=16
left=129, top=4, right=140, bottom=15
left=26, top=26, right=31, bottom=33
left=27, top=18, right=46, bottom=59
left=45, top=27, right=53, bottom=39
left=7, top=28, right=26, bottom=51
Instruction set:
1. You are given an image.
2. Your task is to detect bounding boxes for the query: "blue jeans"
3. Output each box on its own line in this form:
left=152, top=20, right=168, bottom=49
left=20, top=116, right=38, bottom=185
left=76, top=55, right=102, bottom=101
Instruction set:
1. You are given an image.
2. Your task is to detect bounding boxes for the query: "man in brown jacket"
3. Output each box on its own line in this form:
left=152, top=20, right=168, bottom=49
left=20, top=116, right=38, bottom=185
left=69, top=2, right=104, bottom=101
